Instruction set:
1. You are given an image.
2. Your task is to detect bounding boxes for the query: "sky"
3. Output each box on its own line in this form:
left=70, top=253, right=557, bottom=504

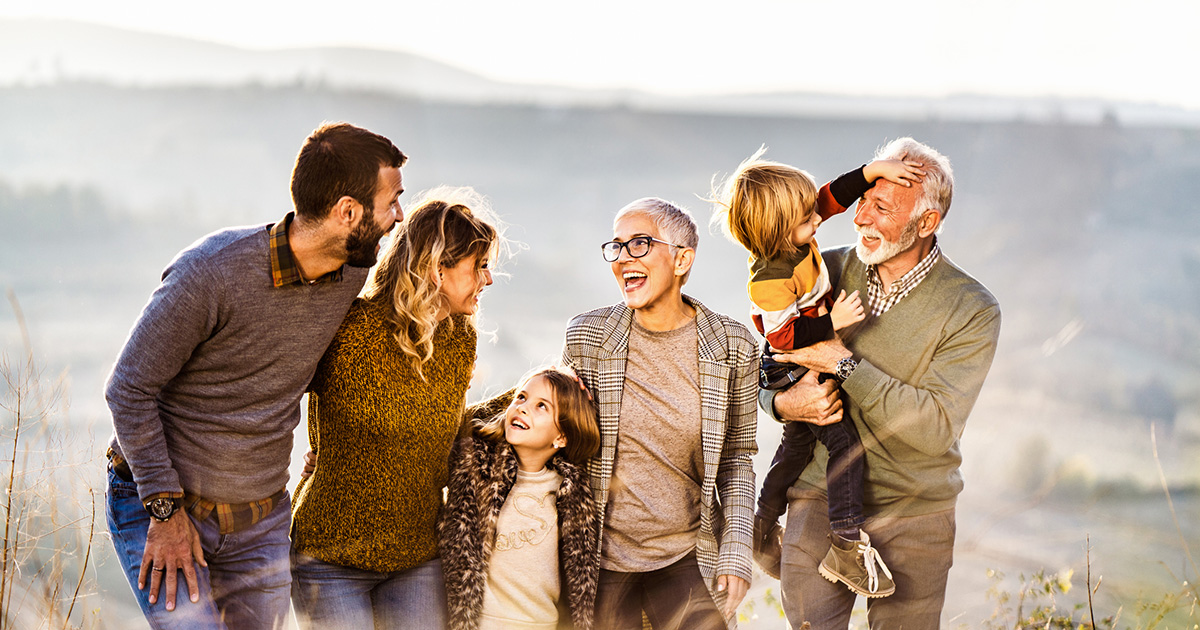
left=1, top=0, right=1196, bottom=108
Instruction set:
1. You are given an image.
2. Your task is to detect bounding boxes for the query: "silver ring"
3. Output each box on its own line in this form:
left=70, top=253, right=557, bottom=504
left=152, top=566, right=166, bottom=572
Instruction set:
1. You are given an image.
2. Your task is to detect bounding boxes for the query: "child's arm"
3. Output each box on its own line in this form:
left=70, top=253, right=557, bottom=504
left=758, top=309, right=833, bottom=352
left=438, top=433, right=484, bottom=622
left=816, top=158, right=925, bottom=220
left=817, top=167, right=869, bottom=220
left=762, top=290, right=861, bottom=352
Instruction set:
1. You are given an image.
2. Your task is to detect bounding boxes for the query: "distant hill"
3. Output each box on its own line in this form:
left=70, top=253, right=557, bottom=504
left=2, top=80, right=1199, bottom=416
left=0, top=18, right=624, bottom=106
left=4, top=18, right=1200, bottom=127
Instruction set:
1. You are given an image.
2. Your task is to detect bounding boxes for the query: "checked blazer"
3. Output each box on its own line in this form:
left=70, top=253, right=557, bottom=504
left=561, top=295, right=759, bottom=614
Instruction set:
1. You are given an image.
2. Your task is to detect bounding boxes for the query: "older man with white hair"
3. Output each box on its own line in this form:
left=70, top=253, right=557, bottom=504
left=761, top=138, right=1001, bottom=629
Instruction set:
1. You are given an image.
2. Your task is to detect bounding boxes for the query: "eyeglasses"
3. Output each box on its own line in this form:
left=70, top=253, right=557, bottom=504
left=600, top=236, right=684, bottom=262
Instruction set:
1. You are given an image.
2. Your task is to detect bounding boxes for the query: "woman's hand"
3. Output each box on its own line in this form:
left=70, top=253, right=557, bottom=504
left=717, top=574, right=749, bottom=617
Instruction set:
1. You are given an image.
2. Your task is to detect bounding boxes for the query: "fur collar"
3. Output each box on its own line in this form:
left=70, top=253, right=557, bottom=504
left=439, top=431, right=598, bottom=630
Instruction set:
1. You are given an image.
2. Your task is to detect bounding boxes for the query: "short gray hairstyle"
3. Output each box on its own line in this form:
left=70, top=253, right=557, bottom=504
left=614, top=197, right=699, bottom=250
left=875, top=138, right=954, bottom=219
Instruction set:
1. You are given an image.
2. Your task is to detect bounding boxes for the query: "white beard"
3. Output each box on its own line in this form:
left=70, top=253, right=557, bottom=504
left=856, top=216, right=921, bottom=265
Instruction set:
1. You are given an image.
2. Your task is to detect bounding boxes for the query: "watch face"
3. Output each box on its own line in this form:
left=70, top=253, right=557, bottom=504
left=148, top=498, right=176, bottom=520
left=837, top=358, right=856, bottom=380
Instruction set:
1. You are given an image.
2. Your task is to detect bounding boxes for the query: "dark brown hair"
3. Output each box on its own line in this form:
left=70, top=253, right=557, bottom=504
left=290, top=122, right=407, bottom=220
left=480, top=366, right=601, bottom=465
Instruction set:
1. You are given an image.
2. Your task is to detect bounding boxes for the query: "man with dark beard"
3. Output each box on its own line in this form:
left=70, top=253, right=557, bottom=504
left=760, top=138, right=1001, bottom=630
left=104, top=122, right=405, bottom=629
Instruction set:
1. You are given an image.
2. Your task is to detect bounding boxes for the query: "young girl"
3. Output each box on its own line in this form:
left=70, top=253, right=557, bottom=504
left=714, top=148, right=922, bottom=597
left=439, top=366, right=602, bottom=630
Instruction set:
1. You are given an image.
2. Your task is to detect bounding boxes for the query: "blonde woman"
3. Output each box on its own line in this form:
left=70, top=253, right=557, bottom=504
left=290, top=187, right=501, bottom=630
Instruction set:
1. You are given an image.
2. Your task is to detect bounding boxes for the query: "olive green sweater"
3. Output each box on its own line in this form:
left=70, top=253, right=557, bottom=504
left=291, top=298, right=476, bottom=572
left=763, top=246, right=1001, bottom=518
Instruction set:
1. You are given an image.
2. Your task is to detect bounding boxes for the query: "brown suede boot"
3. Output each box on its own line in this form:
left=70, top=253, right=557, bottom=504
left=818, top=530, right=895, bottom=597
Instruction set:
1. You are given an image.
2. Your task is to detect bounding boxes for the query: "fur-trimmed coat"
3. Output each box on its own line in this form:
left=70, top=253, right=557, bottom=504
left=438, top=424, right=599, bottom=630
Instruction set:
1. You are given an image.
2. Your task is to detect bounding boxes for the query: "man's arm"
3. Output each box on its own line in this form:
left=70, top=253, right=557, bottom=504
left=714, top=334, right=759, bottom=615
left=847, top=305, right=1001, bottom=456
left=106, top=253, right=220, bottom=499
left=775, top=304, right=1002, bottom=456
left=105, top=253, right=219, bottom=609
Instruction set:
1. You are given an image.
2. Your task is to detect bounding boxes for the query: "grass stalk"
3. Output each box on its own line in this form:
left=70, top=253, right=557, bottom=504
left=1086, top=534, right=1096, bottom=630
left=62, top=490, right=95, bottom=630
left=1149, top=423, right=1198, bottom=583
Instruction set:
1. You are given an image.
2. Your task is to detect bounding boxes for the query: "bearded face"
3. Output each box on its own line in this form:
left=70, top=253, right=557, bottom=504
left=852, top=178, right=930, bottom=266
left=855, top=210, right=921, bottom=266
left=344, top=202, right=390, bottom=268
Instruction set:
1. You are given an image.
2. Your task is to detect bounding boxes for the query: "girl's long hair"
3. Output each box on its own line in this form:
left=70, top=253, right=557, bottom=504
left=363, top=186, right=500, bottom=379
left=479, top=366, right=601, bottom=465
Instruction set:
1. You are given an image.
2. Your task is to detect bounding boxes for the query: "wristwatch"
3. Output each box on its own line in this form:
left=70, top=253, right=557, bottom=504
left=834, top=357, right=858, bottom=382
left=145, top=497, right=181, bottom=522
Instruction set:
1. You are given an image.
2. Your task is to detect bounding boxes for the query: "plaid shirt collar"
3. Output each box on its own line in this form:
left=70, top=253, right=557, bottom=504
left=865, top=238, right=941, bottom=317
left=269, top=212, right=344, bottom=287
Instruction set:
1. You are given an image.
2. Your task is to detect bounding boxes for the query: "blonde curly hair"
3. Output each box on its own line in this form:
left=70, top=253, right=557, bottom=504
left=363, top=186, right=501, bottom=378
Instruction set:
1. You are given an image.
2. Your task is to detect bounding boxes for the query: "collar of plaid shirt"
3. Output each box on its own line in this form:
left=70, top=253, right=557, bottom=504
left=269, top=212, right=345, bottom=287
left=865, top=238, right=942, bottom=317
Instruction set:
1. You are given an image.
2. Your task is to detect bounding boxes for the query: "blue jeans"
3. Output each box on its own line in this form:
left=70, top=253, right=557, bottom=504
left=105, top=466, right=292, bottom=630
left=291, top=550, right=448, bottom=630
left=756, top=394, right=866, bottom=534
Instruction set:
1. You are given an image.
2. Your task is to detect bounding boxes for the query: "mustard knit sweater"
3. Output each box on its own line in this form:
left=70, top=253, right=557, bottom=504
left=291, top=297, right=477, bottom=572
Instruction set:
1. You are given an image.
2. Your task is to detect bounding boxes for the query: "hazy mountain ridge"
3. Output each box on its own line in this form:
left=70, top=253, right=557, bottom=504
left=0, top=18, right=632, bottom=107
left=4, top=18, right=1199, bottom=127
left=2, top=80, right=1199, bottom=421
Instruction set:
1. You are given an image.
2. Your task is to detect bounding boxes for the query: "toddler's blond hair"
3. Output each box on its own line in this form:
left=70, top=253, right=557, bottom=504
left=713, top=147, right=819, bottom=261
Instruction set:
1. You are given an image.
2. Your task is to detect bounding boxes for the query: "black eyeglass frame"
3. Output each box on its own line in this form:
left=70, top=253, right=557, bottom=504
left=600, top=236, right=685, bottom=262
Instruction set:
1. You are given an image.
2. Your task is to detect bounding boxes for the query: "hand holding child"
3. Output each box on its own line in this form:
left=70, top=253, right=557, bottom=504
left=864, top=156, right=924, bottom=187
left=829, top=290, right=865, bottom=330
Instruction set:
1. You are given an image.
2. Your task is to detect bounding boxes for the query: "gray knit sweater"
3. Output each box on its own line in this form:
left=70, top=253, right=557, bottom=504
left=106, top=223, right=367, bottom=504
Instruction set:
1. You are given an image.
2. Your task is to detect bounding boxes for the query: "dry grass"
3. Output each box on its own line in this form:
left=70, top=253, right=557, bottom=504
left=1, top=290, right=99, bottom=630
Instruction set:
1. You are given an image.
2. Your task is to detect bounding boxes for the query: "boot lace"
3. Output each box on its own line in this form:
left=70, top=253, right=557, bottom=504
left=857, top=538, right=893, bottom=593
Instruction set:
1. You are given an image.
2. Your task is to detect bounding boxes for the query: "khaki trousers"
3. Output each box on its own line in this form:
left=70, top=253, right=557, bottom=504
left=780, top=495, right=956, bottom=630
